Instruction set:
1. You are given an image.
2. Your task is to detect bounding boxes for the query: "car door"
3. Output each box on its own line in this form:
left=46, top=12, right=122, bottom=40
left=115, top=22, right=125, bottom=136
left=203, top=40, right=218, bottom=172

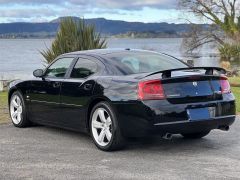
left=29, top=57, right=75, bottom=125
left=60, top=56, right=99, bottom=129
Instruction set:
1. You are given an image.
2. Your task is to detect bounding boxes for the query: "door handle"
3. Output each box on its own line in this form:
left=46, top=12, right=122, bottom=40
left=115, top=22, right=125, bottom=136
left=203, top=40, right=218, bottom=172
left=53, top=82, right=61, bottom=88
left=83, top=84, right=93, bottom=91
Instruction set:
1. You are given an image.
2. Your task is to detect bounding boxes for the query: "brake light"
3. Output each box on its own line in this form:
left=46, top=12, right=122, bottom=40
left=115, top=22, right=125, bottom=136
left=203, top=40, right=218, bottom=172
left=138, top=80, right=165, bottom=100
left=220, top=77, right=231, bottom=94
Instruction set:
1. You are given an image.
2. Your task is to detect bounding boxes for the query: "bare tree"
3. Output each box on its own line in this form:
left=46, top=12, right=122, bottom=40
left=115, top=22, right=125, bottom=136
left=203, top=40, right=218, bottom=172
left=182, top=24, right=225, bottom=53
left=179, top=0, right=240, bottom=53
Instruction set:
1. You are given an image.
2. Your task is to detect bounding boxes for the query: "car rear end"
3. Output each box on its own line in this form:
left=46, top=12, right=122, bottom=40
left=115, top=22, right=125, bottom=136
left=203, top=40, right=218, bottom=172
left=104, top=50, right=236, bottom=137
left=136, top=69, right=235, bottom=136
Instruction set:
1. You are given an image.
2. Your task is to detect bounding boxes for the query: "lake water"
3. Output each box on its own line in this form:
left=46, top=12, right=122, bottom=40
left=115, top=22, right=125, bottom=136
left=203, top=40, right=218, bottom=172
left=0, top=38, right=220, bottom=80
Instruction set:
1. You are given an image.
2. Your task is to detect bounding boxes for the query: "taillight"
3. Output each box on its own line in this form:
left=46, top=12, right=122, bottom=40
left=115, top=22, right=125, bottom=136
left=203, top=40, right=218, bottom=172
left=220, top=77, right=231, bottom=94
left=138, top=79, right=165, bottom=100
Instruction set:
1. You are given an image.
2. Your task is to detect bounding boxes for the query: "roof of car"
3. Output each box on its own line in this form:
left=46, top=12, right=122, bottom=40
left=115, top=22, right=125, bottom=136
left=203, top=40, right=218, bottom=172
left=63, top=48, right=161, bottom=57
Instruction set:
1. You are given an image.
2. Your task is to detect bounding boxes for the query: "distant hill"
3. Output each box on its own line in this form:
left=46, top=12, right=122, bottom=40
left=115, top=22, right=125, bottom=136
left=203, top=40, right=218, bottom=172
left=0, top=17, right=207, bottom=38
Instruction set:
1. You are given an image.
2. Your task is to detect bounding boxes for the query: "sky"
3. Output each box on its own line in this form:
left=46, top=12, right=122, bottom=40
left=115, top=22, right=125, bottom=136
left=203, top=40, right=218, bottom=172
left=0, top=0, right=201, bottom=23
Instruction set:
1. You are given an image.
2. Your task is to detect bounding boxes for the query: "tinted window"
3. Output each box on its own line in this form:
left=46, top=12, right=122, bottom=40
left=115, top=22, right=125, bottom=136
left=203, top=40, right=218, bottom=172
left=45, top=58, right=74, bottom=78
left=106, top=52, right=187, bottom=75
left=70, top=58, right=97, bottom=78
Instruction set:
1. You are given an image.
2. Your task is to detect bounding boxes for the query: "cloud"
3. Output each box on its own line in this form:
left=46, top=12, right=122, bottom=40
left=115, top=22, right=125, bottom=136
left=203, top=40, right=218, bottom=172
left=0, top=0, right=177, bottom=9
left=90, top=0, right=177, bottom=9
left=0, top=6, right=90, bottom=22
left=0, top=8, right=57, bottom=18
left=0, top=0, right=64, bottom=5
left=0, top=0, right=179, bottom=23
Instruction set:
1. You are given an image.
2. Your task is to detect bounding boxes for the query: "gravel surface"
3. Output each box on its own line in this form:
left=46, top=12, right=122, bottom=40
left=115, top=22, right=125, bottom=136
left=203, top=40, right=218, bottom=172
left=0, top=117, right=239, bottom=180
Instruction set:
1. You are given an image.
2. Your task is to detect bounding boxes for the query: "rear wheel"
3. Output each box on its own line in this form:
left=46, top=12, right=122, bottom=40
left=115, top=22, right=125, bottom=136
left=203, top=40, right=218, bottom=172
left=90, top=102, right=125, bottom=151
left=181, top=131, right=210, bottom=139
left=10, top=91, right=30, bottom=127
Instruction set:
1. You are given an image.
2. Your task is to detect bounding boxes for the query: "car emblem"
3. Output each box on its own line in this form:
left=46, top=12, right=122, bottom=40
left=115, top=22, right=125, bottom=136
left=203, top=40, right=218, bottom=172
left=193, top=81, right=198, bottom=87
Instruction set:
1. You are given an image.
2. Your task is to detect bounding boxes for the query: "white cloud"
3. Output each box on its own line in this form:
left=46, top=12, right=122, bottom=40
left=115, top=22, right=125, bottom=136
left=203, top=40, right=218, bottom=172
left=0, top=0, right=177, bottom=9
left=0, top=0, right=183, bottom=23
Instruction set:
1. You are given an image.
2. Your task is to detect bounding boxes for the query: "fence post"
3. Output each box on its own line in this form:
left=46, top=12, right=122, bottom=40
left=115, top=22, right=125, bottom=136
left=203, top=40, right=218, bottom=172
left=0, top=81, right=3, bottom=92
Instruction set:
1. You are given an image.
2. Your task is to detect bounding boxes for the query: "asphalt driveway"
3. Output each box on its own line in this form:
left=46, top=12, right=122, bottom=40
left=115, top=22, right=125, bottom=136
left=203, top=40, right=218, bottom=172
left=0, top=117, right=240, bottom=180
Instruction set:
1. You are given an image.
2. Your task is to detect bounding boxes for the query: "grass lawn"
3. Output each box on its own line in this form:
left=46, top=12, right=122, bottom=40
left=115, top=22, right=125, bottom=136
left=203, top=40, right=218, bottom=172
left=0, top=91, right=9, bottom=124
left=232, top=87, right=240, bottom=114
left=229, top=77, right=240, bottom=87
left=228, top=77, right=240, bottom=114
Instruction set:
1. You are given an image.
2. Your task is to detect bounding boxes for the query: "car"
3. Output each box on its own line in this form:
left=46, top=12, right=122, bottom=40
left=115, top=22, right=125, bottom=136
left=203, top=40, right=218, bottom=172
left=8, top=49, right=236, bottom=151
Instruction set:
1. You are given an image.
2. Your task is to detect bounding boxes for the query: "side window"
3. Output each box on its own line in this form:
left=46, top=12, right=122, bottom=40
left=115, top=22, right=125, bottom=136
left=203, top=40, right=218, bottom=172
left=45, top=58, right=74, bottom=78
left=70, top=58, right=98, bottom=78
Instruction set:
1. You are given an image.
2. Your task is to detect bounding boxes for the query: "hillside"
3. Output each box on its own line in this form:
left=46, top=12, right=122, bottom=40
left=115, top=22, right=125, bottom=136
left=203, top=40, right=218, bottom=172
left=0, top=17, right=207, bottom=38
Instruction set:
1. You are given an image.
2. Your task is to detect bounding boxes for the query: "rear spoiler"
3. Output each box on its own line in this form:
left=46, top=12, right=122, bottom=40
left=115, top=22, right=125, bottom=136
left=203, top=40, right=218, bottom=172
left=145, top=67, right=227, bottom=79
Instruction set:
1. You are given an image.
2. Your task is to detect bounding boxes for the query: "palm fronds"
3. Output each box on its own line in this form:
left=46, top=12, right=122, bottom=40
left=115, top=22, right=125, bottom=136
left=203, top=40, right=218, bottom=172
left=41, top=17, right=107, bottom=64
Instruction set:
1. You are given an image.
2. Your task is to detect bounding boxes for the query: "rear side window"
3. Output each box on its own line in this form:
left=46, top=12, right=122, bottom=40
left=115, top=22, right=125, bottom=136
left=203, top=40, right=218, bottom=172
left=45, top=57, right=74, bottom=78
left=106, top=51, right=187, bottom=75
left=70, top=58, right=98, bottom=78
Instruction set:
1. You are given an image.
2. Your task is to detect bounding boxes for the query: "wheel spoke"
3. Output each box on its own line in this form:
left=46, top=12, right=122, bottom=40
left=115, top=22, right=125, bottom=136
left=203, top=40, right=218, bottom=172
left=98, top=130, right=106, bottom=143
left=17, top=113, right=21, bottom=122
left=16, top=97, right=21, bottom=106
left=11, top=100, right=18, bottom=108
left=98, top=109, right=106, bottom=123
left=12, top=111, right=18, bottom=119
left=105, top=129, right=112, bottom=141
left=106, top=117, right=111, bottom=126
left=92, top=121, right=103, bottom=129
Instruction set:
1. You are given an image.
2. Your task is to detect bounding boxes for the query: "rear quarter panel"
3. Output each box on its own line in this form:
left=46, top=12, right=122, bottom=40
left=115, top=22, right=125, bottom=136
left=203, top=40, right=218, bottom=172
left=94, top=76, right=153, bottom=136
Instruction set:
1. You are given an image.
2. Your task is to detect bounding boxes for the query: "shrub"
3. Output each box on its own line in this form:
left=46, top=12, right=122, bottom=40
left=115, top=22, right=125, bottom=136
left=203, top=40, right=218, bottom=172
left=219, top=43, right=240, bottom=61
left=41, top=17, right=107, bottom=64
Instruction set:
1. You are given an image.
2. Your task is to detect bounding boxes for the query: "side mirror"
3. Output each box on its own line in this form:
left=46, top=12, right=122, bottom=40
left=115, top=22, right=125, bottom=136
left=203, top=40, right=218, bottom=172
left=33, top=69, right=44, bottom=78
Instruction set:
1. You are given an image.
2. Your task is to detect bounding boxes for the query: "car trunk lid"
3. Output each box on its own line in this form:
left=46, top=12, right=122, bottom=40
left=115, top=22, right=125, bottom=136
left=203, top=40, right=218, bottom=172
left=138, top=67, right=228, bottom=104
left=162, top=75, right=222, bottom=104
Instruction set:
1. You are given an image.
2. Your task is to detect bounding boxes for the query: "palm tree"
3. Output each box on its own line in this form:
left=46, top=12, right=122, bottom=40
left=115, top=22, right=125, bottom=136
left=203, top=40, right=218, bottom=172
left=41, top=17, right=107, bottom=64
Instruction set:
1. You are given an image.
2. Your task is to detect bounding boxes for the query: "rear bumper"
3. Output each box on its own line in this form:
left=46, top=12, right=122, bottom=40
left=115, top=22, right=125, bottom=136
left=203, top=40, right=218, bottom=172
left=151, top=115, right=235, bottom=135
left=118, top=113, right=235, bottom=137
left=113, top=97, right=236, bottom=137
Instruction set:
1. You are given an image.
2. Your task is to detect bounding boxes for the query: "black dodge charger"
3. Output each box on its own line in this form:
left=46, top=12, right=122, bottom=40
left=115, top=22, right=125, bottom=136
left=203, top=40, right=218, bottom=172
left=8, top=49, right=236, bottom=151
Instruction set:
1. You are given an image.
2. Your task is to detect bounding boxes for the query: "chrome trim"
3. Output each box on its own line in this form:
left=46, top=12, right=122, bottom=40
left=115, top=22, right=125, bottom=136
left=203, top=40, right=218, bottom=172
left=210, top=115, right=235, bottom=119
left=154, top=120, right=189, bottom=126
left=166, top=94, right=181, bottom=98
left=154, top=115, right=236, bottom=126
left=31, top=100, right=59, bottom=104
left=61, top=103, right=83, bottom=107
left=31, top=100, right=82, bottom=107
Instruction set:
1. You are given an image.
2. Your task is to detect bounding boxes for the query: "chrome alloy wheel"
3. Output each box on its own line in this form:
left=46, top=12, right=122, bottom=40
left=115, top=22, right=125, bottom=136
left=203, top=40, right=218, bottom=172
left=10, top=95, right=23, bottom=125
left=91, top=108, right=112, bottom=146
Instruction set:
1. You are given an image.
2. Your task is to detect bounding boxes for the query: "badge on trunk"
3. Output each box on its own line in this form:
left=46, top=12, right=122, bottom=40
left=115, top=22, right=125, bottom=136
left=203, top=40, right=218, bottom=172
left=193, top=81, right=198, bottom=87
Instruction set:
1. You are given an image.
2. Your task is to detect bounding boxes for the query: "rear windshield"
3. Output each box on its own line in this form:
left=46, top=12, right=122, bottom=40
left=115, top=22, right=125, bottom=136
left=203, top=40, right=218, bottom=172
left=106, top=51, right=188, bottom=75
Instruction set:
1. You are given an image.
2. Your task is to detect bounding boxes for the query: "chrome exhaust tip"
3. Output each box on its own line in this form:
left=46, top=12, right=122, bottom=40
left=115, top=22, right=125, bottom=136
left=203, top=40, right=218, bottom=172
left=218, top=126, right=230, bottom=131
left=162, top=133, right=173, bottom=140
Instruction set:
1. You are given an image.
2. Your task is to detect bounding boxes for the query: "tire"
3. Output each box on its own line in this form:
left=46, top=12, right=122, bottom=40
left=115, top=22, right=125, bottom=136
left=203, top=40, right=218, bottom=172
left=9, top=91, right=30, bottom=128
left=89, top=102, right=125, bottom=151
left=181, top=131, right=210, bottom=139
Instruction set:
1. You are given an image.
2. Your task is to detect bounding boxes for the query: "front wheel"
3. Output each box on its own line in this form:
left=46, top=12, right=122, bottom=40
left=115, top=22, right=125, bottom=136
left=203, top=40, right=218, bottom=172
left=90, top=102, right=125, bottom=151
left=9, top=91, right=30, bottom=127
left=181, top=131, right=210, bottom=139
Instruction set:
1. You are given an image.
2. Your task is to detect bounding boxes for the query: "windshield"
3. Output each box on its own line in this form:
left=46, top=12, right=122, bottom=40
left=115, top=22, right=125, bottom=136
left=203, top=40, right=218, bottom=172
left=106, top=51, right=188, bottom=75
